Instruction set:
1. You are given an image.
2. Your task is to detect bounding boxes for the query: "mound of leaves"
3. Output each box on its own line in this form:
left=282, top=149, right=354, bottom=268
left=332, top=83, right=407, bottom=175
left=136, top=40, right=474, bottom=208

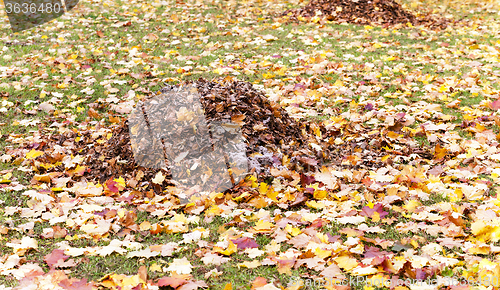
left=283, top=0, right=449, bottom=29
left=26, top=79, right=320, bottom=196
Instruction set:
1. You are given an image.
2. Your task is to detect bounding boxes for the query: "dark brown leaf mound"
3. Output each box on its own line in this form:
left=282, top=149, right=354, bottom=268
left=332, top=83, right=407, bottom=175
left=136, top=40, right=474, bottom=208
left=90, top=78, right=315, bottom=182
left=283, top=0, right=449, bottom=29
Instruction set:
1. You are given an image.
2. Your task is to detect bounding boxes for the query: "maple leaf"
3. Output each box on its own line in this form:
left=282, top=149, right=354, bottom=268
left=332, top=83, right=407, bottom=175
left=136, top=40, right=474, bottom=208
left=44, top=249, right=70, bottom=269
left=178, top=280, right=208, bottom=290
left=490, top=98, right=500, bottom=110
left=58, top=277, right=94, bottom=290
left=6, top=236, right=38, bottom=255
left=152, top=171, right=166, bottom=184
left=320, top=263, right=345, bottom=279
left=238, top=260, right=261, bottom=268
left=165, top=257, right=193, bottom=274
left=158, top=276, right=188, bottom=288
left=434, top=143, right=448, bottom=160
left=334, top=255, right=358, bottom=271
left=360, top=203, right=389, bottom=220
left=126, top=248, right=160, bottom=258
left=201, top=253, right=230, bottom=265
left=214, top=240, right=238, bottom=256
left=275, top=258, right=295, bottom=275
left=231, top=237, right=259, bottom=250
left=26, top=149, right=44, bottom=160
left=251, top=277, right=268, bottom=289
left=314, top=168, right=338, bottom=189
left=251, top=220, right=275, bottom=233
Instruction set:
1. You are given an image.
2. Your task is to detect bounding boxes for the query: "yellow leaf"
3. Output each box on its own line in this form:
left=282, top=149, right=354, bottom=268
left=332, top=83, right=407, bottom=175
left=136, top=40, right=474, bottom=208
left=114, top=176, right=126, bottom=187
left=223, top=283, right=233, bottom=290
left=26, top=149, right=44, bottom=160
left=216, top=240, right=237, bottom=256
left=275, top=67, right=287, bottom=76
left=259, top=182, right=269, bottom=195
left=314, top=248, right=332, bottom=259
left=313, top=189, right=327, bottom=200
left=333, top=79, right=343, bottom=87
left=386, top=131, right=401, bottom=139
left=306, top=200, right=325, bottom=209
left=150, top=263, right=162, bottom=272
left=262, top=72, right=275, bottom=79
left=253, top=220, right=274, bottom=233
left=152, top=172, right=165, bottom=184
left=267, top=189, right=278, bottom=201
left=334, top=255, right=358, bottom=271
left=403, top=200, right=420, bottom=212
left=121, top=275, right=142, bottom=287
left=471, top=220, right=500, bottom=242
left=206, top=205, right=223, bottom=216
left=285, top=224, right=301, bottom=237
left=139, top=221, right=151, bottom=231
left=233, top=42, right=243, bottom=50
left=381, top=155, right=391, bottom=162
left=238, top=260, right=261, bottom=269
left=469, top=245, right=490, bottom=255
left=233, top=192, right=251, bottom=202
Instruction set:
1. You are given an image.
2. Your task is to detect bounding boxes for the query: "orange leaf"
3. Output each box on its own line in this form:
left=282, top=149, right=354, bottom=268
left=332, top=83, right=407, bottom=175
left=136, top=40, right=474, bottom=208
left=88, top=108, right=100, bottom=119
left=434, top=143, right=447, bottom=160
left=251, top=277, right=267, bottom=289
left=231, top=114, right=246, bottom=125
left=150, top=223, right=162, bottom=234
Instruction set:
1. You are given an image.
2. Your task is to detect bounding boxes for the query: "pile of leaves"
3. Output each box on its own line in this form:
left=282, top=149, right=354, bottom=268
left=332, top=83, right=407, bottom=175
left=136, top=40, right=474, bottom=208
left=23, top=78, right=324, bottom=198
left=283, top=0, right=449, bottom=28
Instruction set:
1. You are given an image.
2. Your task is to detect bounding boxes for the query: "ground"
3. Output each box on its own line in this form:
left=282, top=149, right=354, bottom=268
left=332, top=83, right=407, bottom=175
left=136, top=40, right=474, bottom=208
left=0, top=0, right=500, bottom=289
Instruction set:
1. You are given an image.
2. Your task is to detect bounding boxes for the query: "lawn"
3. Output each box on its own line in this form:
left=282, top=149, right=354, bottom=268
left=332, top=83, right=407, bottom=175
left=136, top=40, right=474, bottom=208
left=0, top=0, right=500, bottom=289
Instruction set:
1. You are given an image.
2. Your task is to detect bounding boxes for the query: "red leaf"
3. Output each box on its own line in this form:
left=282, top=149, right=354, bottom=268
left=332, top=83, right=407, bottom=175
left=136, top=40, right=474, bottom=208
left=300, top=173, right=316, bottom=186
left=490, top=99, right=500, bottom=110
left=231, top=237, right=259, bottom=250
left=59, top=278, right=93, bottom=290
left=158, top=277, right=187, bottom=288
left=360, top=203, right=388, bottom=219
left=44, top=249, right=69, bottom=269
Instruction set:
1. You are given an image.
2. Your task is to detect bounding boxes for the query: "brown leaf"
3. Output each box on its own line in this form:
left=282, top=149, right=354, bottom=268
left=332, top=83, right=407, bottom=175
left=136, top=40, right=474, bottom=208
left=88, top=108, right=100, bottom=119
